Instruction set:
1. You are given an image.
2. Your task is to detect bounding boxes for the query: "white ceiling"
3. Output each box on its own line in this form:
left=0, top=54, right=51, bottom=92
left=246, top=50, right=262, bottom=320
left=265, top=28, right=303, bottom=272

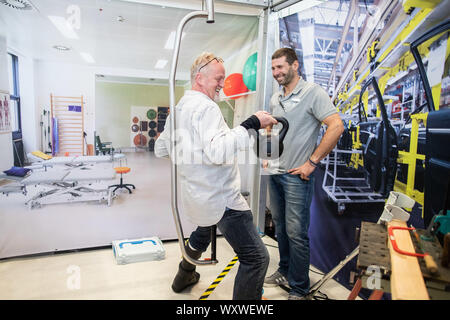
left=0, top=0, right=261, bottom=81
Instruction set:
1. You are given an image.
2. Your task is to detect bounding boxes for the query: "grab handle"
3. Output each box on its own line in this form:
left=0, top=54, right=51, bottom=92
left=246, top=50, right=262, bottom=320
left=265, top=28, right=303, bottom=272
left=168, top=3, right=218, bottom=266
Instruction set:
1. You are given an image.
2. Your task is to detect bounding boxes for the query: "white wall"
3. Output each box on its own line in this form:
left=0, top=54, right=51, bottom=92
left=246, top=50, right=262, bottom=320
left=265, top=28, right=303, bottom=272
left=0, top=34, right=14, bottom=171
left=34, top=60, right=96, bottom=149
left=33, top=61, right=192, bottom=149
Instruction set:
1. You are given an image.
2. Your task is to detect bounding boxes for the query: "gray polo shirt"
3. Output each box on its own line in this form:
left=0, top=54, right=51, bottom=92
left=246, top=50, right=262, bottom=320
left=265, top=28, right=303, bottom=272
left=267, top=77, right=337, bottom=173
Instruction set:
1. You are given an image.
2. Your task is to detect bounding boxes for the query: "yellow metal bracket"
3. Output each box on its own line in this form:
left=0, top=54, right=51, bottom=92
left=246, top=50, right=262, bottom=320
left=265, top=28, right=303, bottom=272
left=394, top=113, right=428, bottom=208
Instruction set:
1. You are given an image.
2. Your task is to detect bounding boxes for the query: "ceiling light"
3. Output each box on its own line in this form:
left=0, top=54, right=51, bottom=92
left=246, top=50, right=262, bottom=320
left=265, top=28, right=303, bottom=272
left=48, top=15, right=79, bottom=39
left=53, top=45, right=71, bottom=51
left=165, top=31, right=185, bottom=50
left=155, top=59, right=168, bottom=69
left=0, top=0, right=32, bottom=10
left=117, top=15, right=125, bottom=22
left=80, top=52, right=95, bottom=63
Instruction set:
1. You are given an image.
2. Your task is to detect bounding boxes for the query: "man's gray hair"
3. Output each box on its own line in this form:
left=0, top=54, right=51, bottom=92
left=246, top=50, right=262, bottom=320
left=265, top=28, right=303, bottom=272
left=190, top=52, right=221, bottom=83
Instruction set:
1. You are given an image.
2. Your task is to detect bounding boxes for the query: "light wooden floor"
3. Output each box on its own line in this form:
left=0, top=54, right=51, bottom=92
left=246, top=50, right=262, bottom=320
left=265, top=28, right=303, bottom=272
left=0, top=151, right=357, bottom=300
left=0, top=236, right=356, bottom=300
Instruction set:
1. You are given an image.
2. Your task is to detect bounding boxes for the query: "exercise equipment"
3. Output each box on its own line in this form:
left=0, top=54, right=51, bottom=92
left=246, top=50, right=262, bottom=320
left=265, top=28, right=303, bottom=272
left=146, top=109, right=157, bottom=120
left=168, top=0, right=217, bottom=267
left=148, top=129, right=157, bottom=138
left=148, top=138, right=155, bottom=152
left=50, top=94, right=85, bottom=156
left=255, top=117, right=289, bottom=160
left=140, top=121, right=148, bottom=131
left=223, top=73, right=248, bottom=99
left=95, top=135, right=114, bottom=155
left=133, top=134, right=147, bottom=147
left=243, top=52, right=257, bottom=91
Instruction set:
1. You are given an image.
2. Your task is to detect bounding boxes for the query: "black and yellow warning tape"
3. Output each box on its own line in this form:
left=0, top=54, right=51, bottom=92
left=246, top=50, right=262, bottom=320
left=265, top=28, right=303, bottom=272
left=199, top=256, right=239, bottom=300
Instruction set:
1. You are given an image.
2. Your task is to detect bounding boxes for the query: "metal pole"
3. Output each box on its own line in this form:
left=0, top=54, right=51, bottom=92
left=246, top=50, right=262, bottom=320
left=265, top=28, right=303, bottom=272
left=169, top=3, right=218, bottom=266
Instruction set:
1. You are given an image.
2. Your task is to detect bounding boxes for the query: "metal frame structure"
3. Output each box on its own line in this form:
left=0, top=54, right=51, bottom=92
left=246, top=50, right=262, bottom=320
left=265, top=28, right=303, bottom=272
left=168, top=0, right=218, bottom=266
left=311, top=15, right=449, bottom=300
left=322, top=76, right=394, bottom=214
left=166, top=0, right=448, bottom=296
left=321, top=147, right=385, bottom=214
left=167, top=0, right=279, bottom=266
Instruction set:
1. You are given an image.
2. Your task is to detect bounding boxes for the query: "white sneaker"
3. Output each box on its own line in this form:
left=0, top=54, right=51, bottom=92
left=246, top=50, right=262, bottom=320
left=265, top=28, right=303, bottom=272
left=288, top=294, right=310, bottom=300
left=264, top=270, right=289, bottom=287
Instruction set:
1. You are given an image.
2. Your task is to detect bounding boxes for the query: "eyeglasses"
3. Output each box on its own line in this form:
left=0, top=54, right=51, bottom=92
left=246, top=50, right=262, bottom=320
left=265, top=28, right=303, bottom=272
left=198, top=57, right=224, bottom=72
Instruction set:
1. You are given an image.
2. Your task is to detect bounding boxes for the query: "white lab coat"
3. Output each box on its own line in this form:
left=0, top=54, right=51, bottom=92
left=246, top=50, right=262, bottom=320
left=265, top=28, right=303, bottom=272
left=155, top=90, right=250, bottom=226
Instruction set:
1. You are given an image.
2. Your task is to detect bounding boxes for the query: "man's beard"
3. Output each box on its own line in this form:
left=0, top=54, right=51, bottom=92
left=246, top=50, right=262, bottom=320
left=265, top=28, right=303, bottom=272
left=276, top=67, right=296, bottom=86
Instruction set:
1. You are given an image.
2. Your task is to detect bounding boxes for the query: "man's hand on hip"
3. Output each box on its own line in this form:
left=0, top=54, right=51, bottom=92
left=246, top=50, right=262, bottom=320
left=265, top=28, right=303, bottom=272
left=287, top=161, right=316, bottom=181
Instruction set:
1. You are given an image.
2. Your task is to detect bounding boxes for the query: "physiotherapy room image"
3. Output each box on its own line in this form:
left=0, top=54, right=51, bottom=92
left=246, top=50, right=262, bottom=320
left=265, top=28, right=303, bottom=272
left=0, top=0, right=449, bottom=304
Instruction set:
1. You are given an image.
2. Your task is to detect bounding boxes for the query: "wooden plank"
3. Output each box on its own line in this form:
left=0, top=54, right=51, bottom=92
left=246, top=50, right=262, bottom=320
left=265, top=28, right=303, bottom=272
left=387, top=219, right=429, bottom=300
left=53, top=96, right=83, bottom=99
left=51, top=94, right=85, bottom=156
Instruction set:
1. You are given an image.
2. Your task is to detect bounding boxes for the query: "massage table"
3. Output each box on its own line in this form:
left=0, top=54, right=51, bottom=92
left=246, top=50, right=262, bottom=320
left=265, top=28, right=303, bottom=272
left=1, top=166, right=117, bottom=209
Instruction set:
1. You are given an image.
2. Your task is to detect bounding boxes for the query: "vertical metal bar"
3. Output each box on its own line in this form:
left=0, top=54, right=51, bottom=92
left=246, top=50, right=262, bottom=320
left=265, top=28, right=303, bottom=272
left=205, top=0, right=215, bottom=23
left=332, top=148, right=337, bottom=194
left=252, top=8, right=273, bottom=234
left=211, top=225, right=217, bottom=262
left=168, top=8, right=217, bottom=266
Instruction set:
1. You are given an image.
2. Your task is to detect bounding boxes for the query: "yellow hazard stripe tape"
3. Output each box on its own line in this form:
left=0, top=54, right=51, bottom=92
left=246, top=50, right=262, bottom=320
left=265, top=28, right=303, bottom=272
left=199, top=256, right=239, bottom=300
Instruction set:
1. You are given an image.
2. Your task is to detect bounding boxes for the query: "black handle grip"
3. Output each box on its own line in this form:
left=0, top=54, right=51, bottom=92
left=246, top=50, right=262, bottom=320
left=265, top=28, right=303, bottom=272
left=273, top=117, right=289, bottom=142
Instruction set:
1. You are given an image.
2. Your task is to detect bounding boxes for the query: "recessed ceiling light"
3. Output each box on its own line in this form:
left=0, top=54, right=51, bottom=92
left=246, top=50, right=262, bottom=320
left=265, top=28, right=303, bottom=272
left=53, top=45, right=70, bottom=51
left=0, top=0, right=32, bottom=10
left=155, top=59, right=168, bottom=69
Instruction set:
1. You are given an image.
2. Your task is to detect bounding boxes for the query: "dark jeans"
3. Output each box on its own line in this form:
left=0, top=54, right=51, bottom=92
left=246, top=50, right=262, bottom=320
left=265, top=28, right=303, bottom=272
left=189, top=209, right=269, bottom=300
left=268, top=173, right=315, bottom=297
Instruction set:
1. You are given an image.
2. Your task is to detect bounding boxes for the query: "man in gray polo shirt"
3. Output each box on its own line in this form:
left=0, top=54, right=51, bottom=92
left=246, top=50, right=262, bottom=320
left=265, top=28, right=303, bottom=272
left=264, top=48, right=344, bottom=300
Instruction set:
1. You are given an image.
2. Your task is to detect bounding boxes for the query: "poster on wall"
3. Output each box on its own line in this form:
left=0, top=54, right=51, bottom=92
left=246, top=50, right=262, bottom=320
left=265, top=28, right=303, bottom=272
left=0, top=92, right=11, bottom=133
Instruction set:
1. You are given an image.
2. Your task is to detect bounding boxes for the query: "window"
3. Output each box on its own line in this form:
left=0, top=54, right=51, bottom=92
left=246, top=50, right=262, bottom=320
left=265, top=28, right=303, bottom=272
left=7, top=53, right=21, bottom=133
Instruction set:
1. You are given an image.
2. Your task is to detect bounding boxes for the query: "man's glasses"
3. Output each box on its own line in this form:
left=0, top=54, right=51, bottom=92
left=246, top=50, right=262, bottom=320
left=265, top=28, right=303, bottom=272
left=198, top=57, right=224, bottom=72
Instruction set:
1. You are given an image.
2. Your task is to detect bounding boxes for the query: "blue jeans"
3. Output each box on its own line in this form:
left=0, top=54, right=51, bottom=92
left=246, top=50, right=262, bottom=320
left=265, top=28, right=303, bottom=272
left=189, top=209, right=269, bottom=300
left=268, top=173, right=315, bottom=297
